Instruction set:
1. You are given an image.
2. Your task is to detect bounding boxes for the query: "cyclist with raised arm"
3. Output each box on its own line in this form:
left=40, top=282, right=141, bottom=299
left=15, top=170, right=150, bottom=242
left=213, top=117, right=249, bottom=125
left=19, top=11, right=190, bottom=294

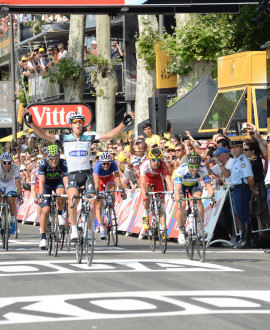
left=0, top=152, right=23, bottom=235
left=174, top=152, right=215, bottom=246
left=25, top=110, right=134, bottom=240
left=93, top=151, right=126, bottom=239
left=140, top=148, right=173, bottom=231
left=38, top=145, right=68, bottom=249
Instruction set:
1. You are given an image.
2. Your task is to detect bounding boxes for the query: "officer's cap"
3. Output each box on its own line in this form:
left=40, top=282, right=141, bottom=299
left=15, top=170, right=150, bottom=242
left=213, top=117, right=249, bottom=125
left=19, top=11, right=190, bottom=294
left=231, top=140, right=243, bottom=147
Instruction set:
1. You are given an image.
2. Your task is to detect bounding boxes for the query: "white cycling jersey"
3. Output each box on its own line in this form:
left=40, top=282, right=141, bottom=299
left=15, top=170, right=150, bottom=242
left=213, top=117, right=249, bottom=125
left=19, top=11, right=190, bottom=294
left=174, top=163, right=210, bottom=186
left=0, top=163, right=20, bottom=182
left=55, top=132, right=99, bottom=173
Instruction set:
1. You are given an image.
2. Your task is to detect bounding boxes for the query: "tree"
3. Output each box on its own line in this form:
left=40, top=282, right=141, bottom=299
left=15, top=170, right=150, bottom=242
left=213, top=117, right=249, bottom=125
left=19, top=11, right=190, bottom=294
left=64, top=15, right=86, bottom=102
left=91, top=15, right=118, bottom=134
left=134, top=15, right=158, bottom=131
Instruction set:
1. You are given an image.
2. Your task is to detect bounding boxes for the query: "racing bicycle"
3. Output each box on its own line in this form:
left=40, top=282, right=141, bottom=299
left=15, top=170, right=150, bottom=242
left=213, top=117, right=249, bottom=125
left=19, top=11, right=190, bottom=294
left=181, top=196, right=212, bottom=262
left=101, top=188, right=125, bottom=247
left=0, top=191, right=21, bottom=251
left=71, top=188, right=96, bottom=266
left=43, top=193, right=67, bottom=257
left=146, top=188, right=173, bottom=253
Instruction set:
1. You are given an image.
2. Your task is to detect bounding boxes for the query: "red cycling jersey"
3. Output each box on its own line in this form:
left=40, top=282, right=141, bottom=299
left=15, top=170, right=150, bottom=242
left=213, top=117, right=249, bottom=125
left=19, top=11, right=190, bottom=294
left=140, top=159, right=169, bottom=194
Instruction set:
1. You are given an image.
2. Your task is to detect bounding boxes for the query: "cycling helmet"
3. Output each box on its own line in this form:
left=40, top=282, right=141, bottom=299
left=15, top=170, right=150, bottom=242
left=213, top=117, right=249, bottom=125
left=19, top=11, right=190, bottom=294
left=47, top=144, right=60, bottom=157
left=0, top=152, right=13, bottom=162
left=186, top=152, right=201, bottom=165
left=68, top=112, right=85, bottom=124
left=99, top=152, right=112, bottom=163
left=148, top=148, right=163, bottom=160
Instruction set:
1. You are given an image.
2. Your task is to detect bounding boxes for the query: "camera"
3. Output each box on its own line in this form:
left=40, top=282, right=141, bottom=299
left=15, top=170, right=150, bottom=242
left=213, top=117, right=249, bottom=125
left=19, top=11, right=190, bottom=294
left=217, top=128, right=223, bottom=134
left=242, top=123, right=247, bottom=129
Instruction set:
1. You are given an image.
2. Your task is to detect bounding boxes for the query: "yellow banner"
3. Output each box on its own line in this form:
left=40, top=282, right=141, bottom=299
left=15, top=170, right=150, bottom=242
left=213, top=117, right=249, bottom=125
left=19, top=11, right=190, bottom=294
left=155, top=41, right=177, bottom=90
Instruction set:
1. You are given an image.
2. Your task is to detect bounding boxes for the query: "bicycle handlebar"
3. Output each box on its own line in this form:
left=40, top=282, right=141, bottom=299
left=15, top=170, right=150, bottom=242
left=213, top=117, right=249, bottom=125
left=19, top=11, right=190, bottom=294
left=43, top=194, right=68, bottom=198
left=178, top=196, right=212, bottom=202
left=147, top=191, right=173, bottom=195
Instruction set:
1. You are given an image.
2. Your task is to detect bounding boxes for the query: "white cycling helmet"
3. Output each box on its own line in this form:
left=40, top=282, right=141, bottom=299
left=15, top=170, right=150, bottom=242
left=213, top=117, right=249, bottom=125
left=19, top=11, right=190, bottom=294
left=0, top=152, right=13, bottom=162
left=68, top=112, right=85, bottom=124
left=99, top=152, right=112, bottom=162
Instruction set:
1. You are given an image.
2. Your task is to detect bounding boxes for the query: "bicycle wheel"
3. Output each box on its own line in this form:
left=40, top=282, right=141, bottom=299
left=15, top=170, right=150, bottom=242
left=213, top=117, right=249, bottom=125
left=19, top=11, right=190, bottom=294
left=4, top=209, right=9, bottom=251
left=110, top=207, right=118, bottom=247
left=1, top=211, right=6, bottom=250
left=185, top=231, right=194, bottom=260
left=52, top=212, right=59, bottom=257
left=85, top=213, right=94, bottom=266
left=47, top=217, right=53, bottom=255
left=196, top=212, right=206, bottom=262
left=158, top=211, right=167, bottom=254
left=15, top=217, right=18, bottom=239
left=65, top=212, right=71, bottom=252
left=148, top=218, right=157, bottom=252
left=104, top=210, right=110, bottom=246
left=75, top=230, right=83, bottom=264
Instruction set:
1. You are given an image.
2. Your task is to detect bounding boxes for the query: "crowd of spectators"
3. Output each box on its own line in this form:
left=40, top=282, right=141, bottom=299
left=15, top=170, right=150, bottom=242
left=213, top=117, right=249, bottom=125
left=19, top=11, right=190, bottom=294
left=2, top=118, right=269, bottom=247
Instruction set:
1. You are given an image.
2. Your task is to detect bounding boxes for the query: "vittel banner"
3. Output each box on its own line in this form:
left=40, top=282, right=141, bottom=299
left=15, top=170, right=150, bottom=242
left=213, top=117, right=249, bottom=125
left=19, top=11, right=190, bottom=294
left=26, top=103, right=93, bottom=128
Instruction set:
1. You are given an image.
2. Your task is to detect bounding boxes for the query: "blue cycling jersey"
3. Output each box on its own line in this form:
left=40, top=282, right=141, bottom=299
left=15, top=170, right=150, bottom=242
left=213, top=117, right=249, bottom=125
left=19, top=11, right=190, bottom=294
left=93, top=160, right=119, bottom=177
left=174, top=163, right=210, bottom=186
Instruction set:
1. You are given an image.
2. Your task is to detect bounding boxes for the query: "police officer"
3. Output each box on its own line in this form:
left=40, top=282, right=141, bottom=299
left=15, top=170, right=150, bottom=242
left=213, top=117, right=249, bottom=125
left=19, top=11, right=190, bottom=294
left=230, top=140, right=255, bottom=248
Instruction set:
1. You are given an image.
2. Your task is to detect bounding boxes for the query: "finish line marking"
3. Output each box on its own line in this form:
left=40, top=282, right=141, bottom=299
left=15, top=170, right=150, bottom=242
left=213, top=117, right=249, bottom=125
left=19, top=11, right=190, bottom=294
left=0, top=290, right=269, bottom=325
left=0, top=259, right=242, bottom=277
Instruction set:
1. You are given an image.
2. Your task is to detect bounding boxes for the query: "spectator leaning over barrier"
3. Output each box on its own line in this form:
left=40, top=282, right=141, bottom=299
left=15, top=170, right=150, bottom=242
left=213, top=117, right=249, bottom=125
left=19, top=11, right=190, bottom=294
left=143, top=123, right=161, bottom=148
left=230, top=140, right=255, bottom=249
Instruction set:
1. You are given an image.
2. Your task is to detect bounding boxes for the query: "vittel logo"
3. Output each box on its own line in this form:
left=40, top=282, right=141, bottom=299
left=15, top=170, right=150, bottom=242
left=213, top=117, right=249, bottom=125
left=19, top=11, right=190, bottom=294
left=28, top=103, right=92, bottom=128
left=69, top=150, right=88, bottom=157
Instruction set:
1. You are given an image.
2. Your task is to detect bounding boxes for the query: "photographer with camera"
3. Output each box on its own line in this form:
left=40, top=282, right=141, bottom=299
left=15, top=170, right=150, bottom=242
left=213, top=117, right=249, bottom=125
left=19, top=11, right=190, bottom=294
left=111, top=39, right=123, bottom=61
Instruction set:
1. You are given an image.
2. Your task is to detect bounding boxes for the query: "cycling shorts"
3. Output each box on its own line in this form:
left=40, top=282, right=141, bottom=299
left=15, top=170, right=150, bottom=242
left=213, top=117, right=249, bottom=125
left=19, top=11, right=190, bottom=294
left=67, top=170, right=95, bottom=195
left=98, top=173, right=115, bottom=192
left=181, top=182, right=202, bottom=197
left=0, top=180, right=17, bottom=196
left=41, top=179, right=65, bottom=208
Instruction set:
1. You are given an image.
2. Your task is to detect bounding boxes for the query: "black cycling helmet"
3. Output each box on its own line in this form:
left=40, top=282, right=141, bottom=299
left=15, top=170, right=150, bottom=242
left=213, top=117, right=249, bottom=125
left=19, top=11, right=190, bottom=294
left=186, top=152, right=201, bottom=165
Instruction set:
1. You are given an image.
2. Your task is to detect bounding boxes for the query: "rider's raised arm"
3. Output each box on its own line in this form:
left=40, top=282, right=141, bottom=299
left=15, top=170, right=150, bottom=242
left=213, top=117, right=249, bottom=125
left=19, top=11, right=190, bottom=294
left=24, top=112, right=56, bottom=143
left=99, top=112, right=134, bottom=142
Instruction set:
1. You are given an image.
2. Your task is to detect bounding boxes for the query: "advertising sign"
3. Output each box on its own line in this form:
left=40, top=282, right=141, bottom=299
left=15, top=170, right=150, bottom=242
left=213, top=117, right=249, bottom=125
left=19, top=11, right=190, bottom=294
left=26, top=103, right=93, bottom=128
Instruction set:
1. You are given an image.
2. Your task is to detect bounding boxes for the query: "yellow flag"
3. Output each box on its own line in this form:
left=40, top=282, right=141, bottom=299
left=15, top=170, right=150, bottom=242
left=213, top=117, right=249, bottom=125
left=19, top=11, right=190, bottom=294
left=155, top=41, right=177, bottom=94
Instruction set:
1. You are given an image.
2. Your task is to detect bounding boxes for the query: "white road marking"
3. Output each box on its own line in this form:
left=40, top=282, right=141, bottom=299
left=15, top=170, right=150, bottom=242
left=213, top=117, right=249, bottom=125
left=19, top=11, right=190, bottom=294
left=0, top=291, right=270, bottom=325
left=0, top=259, right=242, bottom=277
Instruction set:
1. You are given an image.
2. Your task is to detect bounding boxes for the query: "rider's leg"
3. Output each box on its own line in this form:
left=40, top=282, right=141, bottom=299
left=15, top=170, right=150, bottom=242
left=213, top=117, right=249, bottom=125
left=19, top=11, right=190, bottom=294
left=39, top=205, right=50, bottom=237
left=67, top=186, right=80, bottom=238
left=193, top=190, right=204, bottom=220
left=56, top=187, right=66, bottom=226
left=142, top=185, right=151, bottom=229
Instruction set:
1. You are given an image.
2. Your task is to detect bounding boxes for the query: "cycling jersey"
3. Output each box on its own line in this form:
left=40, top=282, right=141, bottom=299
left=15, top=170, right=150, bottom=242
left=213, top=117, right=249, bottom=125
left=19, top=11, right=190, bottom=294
left=93, top=160, right=119, bottom=191
left=174, top=163, right=210, bottom=186
left=0, top=163, right=20, bottom=182
left=140, top=159, right=169, bottom=194
left=55, top=133, right=99, bottom=173
left=38, top=158, right=68, bottom=184
left=93, top=160, right=119, bottom=177
left=140, top=159, right=169, bottom=179
left=0, top=163, right=20, bottom=195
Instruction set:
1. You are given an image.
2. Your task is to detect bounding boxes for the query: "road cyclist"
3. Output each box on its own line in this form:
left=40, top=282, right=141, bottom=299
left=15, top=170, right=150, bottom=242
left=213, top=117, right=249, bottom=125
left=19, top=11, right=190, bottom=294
left=174, top=152, right=216, bottom=246
left=25, top=110, right=134, bottom=243
left=93, top=151, right=126, bottom=240
left=0, top=152, right=23, bottom=239
left=37, top=144, right=68, bottom=249
left=140, top=148, right=174, bottom=240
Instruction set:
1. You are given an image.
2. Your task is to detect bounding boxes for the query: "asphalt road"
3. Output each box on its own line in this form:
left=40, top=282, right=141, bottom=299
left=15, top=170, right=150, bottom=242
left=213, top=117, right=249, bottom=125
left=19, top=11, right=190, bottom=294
left=0, top=222, right=270, bottom=330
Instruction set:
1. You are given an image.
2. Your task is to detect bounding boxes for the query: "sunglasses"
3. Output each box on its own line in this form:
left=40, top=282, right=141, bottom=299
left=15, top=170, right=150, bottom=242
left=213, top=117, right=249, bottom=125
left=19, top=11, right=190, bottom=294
left=72, top=119, right=83, bottom=124
left=49, top=157, right=59, bottom=161
left=151, top=159, right=161, bottom=162
left=102, top=162, right=110, bottom=165
left=188, top=164, right=200, bottom=169
left=3, top=162, right=11, bottom=165
left=175, top=149, right=182, bottom=152
left=243, top=148, right=250, bottom=151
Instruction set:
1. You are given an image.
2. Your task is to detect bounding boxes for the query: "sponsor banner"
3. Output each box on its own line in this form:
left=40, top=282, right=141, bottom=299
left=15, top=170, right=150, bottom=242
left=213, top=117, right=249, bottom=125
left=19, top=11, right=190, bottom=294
left=26, top=103, right=93, bottom=129
left=155, top=41, right=177, bottom=95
